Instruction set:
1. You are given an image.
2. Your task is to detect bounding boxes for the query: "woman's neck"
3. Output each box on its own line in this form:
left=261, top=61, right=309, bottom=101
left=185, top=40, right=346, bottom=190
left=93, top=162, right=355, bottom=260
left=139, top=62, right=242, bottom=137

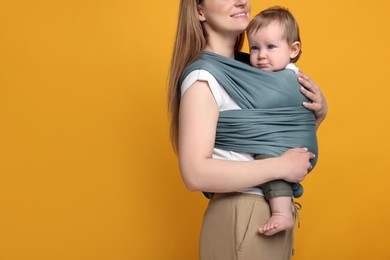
left=204, top=33, right=237, bottom=59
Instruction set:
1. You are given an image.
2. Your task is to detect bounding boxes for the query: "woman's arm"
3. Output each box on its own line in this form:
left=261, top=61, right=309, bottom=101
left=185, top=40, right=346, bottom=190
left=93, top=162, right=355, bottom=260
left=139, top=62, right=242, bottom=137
left=297, top=72, right=328, bottom=129
left=178, top=80, right=314, bottom=192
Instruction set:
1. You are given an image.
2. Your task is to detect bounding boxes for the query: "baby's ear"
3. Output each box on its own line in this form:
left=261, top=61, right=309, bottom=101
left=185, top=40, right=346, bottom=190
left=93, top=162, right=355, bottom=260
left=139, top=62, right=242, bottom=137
left=290, top=41, right=301, bottom=59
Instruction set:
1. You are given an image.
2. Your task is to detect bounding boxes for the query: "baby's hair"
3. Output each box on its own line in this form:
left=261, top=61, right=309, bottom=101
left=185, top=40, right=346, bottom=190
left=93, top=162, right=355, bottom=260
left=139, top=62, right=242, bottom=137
left=247, top=6, right=302, bottom=62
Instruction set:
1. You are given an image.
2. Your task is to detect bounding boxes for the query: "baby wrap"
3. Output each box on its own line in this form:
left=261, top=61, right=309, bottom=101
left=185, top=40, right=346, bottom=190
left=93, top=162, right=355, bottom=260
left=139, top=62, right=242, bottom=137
left=180, top=52, right=318, bottom=198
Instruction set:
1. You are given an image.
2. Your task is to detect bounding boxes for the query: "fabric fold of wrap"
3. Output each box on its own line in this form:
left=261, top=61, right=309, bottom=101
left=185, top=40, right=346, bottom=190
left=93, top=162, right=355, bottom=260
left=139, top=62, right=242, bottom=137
left=179, top=51, right=318, bottom=167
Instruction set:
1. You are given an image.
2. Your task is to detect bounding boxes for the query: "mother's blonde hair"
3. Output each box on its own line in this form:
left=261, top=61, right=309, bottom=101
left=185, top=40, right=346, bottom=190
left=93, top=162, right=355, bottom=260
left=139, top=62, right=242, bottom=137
left=168, top=0, right=244, bottom=152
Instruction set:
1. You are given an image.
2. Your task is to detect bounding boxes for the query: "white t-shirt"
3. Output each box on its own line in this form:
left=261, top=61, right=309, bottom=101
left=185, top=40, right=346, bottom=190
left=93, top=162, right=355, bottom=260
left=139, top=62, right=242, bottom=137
left=181, top=69, right=263, bottom=196
left=285, top=63, right=299, bottom=73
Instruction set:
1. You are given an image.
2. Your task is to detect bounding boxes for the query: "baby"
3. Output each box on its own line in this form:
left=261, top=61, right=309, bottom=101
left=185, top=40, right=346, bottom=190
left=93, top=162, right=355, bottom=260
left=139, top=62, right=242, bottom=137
left=247, top=6, right=307, bottom=236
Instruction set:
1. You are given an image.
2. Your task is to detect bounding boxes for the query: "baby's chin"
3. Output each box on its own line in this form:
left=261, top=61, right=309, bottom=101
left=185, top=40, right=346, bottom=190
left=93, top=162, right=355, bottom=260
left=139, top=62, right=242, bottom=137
left=253, top=64, right=280, bottom=72
left=259, top=67, right=275, bottom=72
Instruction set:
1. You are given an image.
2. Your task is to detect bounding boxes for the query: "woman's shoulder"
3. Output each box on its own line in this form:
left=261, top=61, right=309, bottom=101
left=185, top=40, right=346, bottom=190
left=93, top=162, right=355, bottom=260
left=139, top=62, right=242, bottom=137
left=181, top=69, right=221, bottom=96
left=181, top=69, right=241, bottom=111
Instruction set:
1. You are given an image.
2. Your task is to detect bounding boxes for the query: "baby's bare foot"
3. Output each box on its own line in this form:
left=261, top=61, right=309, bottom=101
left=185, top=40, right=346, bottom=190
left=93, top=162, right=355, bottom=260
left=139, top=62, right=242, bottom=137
left=258, top=213, right=294, bottom=236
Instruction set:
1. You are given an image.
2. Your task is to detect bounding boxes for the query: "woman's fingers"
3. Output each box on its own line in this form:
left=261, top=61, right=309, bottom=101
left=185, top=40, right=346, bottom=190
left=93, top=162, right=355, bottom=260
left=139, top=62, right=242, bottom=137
left=298, top=148, right=315, bottom=173
left=297, top=73, right=317, bottom=90
left=297, top=72, right=328, bottom=126
left=280, top=148, right=315, bottom=182
left=297, top=73, right=320, bottom=100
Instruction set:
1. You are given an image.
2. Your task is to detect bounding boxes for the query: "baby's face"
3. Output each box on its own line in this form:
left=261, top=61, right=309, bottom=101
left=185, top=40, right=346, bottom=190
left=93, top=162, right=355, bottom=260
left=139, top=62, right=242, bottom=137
left=248, top=22, right=293, bottom=72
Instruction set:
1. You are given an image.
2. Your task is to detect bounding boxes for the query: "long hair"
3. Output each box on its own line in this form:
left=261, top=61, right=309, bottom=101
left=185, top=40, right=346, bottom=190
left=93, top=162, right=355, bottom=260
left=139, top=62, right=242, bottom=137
left=168, top=0, right=245, bottom=152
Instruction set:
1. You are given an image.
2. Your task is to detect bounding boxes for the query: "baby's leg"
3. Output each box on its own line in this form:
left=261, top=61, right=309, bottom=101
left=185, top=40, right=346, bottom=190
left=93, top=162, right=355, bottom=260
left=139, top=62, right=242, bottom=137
left=258, top=196, right=294, bottom=236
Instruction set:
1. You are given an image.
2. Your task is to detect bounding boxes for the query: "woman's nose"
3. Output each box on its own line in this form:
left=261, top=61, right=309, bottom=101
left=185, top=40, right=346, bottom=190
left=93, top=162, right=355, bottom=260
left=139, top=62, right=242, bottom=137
left=235, top=0, right=248, bottom=6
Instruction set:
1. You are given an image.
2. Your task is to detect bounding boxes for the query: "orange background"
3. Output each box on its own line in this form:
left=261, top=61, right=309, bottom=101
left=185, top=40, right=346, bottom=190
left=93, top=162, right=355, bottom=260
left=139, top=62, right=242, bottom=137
left=1, top=0, right=389, bottom=259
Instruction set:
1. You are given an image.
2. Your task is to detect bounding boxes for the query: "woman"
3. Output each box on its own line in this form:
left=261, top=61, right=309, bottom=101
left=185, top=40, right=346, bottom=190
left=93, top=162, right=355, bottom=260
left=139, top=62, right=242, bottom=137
left=168, top=0, right=327, bottom=259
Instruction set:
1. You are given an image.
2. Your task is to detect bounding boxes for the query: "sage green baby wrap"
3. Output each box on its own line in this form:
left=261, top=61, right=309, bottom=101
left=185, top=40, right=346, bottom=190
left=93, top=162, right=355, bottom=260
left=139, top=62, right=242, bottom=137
left=180, top=52, right=318, bottom=199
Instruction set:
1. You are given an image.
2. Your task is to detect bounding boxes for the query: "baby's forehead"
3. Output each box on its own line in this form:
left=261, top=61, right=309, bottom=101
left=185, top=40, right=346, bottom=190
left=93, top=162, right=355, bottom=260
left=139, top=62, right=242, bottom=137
left=248, top=25, right=287, bottom=42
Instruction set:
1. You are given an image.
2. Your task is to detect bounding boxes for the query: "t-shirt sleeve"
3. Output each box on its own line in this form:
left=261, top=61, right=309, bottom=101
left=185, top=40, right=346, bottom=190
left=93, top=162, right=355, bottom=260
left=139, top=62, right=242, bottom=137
left=180, top=69, right=224, bottom=108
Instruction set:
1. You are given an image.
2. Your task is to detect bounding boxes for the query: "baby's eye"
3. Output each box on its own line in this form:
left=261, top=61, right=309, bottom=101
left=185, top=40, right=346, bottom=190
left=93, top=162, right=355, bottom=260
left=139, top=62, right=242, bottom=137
left=250, top=46, right=259, bottom=51
left=267, top=44, right=276, bottom=49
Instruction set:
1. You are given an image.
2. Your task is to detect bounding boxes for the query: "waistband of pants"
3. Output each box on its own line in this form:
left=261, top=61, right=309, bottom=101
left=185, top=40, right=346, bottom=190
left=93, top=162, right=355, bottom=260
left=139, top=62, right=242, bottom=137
left=212, top=192, right=264, bottom=200
left=212, top=192, right=239, bottom=199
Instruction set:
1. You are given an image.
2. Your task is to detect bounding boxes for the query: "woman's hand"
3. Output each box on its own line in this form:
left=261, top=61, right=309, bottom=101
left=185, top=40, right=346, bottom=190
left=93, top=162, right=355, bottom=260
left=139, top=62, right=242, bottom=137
left=298, top=72, right=328, bottom=129
left=277, top=148, right=315, bottom=183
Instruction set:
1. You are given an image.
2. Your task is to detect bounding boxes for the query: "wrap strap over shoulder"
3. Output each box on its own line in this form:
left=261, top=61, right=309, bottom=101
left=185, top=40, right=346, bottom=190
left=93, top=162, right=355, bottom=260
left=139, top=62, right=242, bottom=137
left=180, top=52, right=318, bottom=167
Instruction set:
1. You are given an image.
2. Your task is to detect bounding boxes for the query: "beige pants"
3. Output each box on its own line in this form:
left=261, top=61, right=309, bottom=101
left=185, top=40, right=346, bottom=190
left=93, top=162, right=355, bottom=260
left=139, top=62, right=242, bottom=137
left=200, top=193, right=293, bottom=260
